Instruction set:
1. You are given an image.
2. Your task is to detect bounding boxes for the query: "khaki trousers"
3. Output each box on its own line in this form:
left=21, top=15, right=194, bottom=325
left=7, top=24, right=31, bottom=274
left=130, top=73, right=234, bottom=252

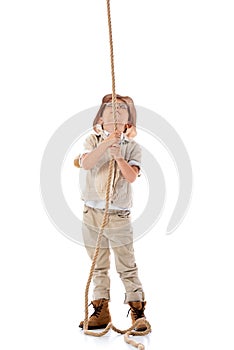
left=82, top=205, right=145, bottom=303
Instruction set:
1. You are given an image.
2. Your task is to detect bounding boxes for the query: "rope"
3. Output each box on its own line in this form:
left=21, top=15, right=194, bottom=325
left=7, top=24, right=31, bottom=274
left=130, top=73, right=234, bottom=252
left=82, top=1, right=151, bottom=348
left=106, top=0, right=117, bottom=128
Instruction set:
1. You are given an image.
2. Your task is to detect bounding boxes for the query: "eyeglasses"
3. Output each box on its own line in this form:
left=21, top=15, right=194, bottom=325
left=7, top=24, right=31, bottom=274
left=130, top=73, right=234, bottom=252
left=105, top=102, right=128, bottom=110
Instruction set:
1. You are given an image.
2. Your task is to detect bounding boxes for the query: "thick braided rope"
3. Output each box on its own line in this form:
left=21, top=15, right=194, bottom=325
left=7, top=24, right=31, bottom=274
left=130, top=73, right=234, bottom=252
left=83, top=1, right=151, bottom=349
left=106, top=0, right=117, bottom=126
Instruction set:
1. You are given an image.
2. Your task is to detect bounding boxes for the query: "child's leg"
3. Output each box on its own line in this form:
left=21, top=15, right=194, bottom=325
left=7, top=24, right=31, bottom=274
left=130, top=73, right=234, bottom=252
left=108, top=211, right=144, bottom=303
left=111, top=242, right=144, bottom=303
left=82, top=206, right=111, bottom=300
left=85, top=243, right=111, bottom=300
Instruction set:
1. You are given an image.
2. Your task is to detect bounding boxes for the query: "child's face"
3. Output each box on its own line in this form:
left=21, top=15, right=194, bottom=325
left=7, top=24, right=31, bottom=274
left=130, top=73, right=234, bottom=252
left=101, top=100, right=129, bottom=133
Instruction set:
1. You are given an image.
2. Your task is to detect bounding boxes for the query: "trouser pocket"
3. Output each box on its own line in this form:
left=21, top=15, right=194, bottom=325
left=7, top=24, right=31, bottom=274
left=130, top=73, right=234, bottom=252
left=83, top=205, right=89, bottom=214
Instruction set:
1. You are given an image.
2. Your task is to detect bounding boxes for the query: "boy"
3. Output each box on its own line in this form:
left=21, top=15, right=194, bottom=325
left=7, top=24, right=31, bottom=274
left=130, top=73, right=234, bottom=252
left=75, top=94, right=147, bottom=331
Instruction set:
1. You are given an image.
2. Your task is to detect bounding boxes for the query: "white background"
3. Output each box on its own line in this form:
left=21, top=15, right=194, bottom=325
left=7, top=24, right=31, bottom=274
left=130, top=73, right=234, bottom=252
left=1, top=0, right=234, bottom=349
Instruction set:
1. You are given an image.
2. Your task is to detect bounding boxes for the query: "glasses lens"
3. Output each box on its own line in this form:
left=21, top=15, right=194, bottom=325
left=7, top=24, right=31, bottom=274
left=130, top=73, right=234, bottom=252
left=105, top=102, right=127, bottom=110
left=119, top=103, right=128, bottom=110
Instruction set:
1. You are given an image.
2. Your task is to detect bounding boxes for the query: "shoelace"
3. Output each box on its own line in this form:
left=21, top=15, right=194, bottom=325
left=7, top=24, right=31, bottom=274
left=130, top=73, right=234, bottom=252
left=127, top=306, right=145, bottom=320
left=90, top=302, right=103, bottom=318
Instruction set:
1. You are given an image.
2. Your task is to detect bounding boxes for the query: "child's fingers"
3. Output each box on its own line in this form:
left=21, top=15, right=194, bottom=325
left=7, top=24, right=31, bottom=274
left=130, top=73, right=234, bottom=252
left=108, top=135, right=121, bottom=145
left=112, top=131, right=121, bottom=138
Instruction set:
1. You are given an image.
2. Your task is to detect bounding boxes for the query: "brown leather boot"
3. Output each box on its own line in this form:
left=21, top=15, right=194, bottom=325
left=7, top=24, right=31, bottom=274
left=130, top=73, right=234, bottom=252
left=128, top=301, right=147, bottom=331
left=79, top=299, right=111, bottom=330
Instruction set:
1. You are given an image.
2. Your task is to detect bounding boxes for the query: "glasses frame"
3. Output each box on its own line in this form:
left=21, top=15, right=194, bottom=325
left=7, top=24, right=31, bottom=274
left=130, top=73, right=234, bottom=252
left=105, top=102, right=128, bottom=110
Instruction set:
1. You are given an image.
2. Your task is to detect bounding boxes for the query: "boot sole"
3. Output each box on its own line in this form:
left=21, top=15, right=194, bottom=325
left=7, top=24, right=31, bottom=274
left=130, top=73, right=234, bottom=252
left=79, top=323, right=109, bottom=330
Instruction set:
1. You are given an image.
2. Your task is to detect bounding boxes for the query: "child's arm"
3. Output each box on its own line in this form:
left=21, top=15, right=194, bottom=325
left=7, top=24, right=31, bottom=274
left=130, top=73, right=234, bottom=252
left=81, top=131, right=121, bottom=170
left=109, top=145, right=139, bottom=183
left=116, top=158, right=139, bottom=183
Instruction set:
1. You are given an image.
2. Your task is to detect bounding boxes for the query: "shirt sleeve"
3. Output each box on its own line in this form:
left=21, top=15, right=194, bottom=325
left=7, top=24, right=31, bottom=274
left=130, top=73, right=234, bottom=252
left=83, top=134, right=98, bottom=152
left=77, top=134, right=98, bottom=168
left=128, top=142, right=142, bottom=173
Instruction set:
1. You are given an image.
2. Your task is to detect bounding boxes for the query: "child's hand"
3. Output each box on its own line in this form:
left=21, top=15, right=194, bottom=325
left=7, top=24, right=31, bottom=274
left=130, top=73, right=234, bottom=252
left=109, top=144, right=123, bottom=159
left=103, top=131, right=121, bottom=147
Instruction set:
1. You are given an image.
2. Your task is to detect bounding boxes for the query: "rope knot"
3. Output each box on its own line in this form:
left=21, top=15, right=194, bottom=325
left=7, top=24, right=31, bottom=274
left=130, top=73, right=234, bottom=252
left=138, top=345, right=145, bottom=350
